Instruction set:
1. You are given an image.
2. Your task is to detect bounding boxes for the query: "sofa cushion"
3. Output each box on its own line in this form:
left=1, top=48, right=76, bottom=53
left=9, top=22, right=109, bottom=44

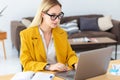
left=98, top=16, right=113, bottom=31
left=80, top=17, right=100, bottom=31
left=21, top=17, right=34, bottom=27
left=60, top=19, right=80, bottom=35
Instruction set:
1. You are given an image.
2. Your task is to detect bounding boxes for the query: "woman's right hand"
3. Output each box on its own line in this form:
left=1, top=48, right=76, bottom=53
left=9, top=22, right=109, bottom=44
left=49, top=63, right=68, bottom=72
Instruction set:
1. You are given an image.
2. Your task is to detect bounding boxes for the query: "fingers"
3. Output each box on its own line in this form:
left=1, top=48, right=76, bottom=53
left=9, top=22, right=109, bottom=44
left=57, top=65, right=67, bottom=71
left=74, top=63, right=78, bottom=70
left=49, top=63, right=68, bottom=71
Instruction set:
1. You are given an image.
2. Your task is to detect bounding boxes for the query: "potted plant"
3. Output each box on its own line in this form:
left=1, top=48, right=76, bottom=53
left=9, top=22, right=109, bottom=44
left=0, top=6, right=7, bottom=16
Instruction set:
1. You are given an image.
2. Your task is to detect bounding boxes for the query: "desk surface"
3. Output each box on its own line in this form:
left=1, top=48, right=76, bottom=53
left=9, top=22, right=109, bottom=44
left=0, top=60, right=120, bottom=80
left=87, top=59, right=120, bottom=80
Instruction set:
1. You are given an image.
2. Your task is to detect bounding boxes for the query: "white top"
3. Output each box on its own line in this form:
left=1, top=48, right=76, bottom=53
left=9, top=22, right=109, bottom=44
left=39, top=28, right=57, bottom=64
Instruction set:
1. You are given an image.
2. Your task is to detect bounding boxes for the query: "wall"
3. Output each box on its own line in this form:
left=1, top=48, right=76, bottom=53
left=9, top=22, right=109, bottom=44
left=60, top=0, right=120, bottom=20
left=0, top=0, right=40, bottom=45
left=0, top=0, right=120, bottom=47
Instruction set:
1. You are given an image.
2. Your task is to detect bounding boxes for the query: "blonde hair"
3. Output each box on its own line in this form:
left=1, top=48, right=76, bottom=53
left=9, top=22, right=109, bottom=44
left=29, top=0, right=62, bottom=27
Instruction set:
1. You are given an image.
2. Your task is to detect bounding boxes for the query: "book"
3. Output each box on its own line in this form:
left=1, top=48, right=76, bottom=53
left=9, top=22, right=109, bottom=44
left=11, top=71, right=55, bottom=80
left=72, top=37, right=91, bottom=42
left=31, top=72, right=54, bottom=80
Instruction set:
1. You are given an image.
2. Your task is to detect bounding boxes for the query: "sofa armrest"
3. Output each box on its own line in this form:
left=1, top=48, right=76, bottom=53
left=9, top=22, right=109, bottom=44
left=11, top=21, right=27, bottom=52
left=16, top=25, right=27, bottom=51
left=110, top=19, right=120, bottom=44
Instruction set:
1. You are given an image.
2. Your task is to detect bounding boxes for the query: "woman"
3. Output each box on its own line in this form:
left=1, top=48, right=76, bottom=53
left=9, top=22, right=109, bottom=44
left=20, top=0, right=78, bottom=72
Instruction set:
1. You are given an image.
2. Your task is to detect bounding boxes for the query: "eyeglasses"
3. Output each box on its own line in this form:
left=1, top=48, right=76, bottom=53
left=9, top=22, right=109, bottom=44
left=45, top=12, right=64, bottom=21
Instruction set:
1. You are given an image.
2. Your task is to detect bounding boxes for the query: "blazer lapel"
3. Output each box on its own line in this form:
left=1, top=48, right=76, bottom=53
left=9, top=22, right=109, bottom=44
left=52, top=27, right=65, bottom=63
left=31, top=27, right=47, bottom=61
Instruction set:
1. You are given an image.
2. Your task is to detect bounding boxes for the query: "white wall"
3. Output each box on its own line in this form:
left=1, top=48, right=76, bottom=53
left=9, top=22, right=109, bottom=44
left=60, top=0, right=120, bottom=20
left=0, top=0, right=120, bottom=47
left=0, top=0, right=40, bottom=44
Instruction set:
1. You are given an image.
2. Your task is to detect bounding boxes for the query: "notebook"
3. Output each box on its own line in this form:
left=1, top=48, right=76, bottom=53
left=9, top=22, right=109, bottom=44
left=11, top=71, right=55, bottom=80
left=55, top=47, right=113, bottom=80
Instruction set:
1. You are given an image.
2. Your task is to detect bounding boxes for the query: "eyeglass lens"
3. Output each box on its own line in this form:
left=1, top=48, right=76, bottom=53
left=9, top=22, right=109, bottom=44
left=46, top=12, right=64, bottom=20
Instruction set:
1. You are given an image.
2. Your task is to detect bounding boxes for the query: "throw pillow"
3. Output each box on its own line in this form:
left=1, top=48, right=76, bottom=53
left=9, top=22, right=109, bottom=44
left=80, top=17, right=100, bottom=31
left=98, top=16, right=113, bottom=31
left=21, top=17, right=33, bottom=27
left=60, top=20, right=80, bottom=35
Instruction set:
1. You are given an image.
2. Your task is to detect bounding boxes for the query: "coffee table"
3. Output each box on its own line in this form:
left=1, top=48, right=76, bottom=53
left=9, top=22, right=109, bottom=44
left=69, top=37, right=117, bottom=59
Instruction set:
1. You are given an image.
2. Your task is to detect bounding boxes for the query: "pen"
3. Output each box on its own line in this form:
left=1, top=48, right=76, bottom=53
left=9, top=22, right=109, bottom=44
left=30, top=73, right=35, bottom=80
left=49, top=75, right=53, bottom=80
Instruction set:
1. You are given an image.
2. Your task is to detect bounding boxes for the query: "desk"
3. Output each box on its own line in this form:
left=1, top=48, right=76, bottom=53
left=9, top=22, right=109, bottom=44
left=0, top=32, right=7, bottom=60
left=0, top=60, right=120, bottom=80
left=87, top=60, right=120, bottom=80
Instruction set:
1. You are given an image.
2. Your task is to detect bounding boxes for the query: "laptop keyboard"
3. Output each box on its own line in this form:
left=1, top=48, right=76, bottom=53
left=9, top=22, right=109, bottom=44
left=55, top=70, right=76, bottom=80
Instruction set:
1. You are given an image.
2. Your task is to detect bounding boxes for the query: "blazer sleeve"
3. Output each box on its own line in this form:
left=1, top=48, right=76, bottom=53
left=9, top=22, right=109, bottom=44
left=66, top=38, right=78, bottom=68
left=20, top=30, right=47, bottom=72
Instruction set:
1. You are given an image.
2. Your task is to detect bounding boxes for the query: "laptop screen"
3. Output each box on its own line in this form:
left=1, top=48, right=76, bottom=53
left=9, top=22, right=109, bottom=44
left=55, top=47, right=113, bottom=80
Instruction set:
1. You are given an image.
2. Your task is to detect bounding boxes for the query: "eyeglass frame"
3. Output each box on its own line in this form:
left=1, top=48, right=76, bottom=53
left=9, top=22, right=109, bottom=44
left=44, top=12, right=64, bottom=21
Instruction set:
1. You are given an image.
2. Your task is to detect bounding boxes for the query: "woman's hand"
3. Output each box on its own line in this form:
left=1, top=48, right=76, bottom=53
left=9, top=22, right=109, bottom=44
left=49, top=63, right=68, bottom=71
left=74, top=63, right=78, bottom=70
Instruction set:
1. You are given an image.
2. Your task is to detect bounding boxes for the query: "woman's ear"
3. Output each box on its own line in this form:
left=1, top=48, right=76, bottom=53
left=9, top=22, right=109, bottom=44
left=41, top=12, right=45, bottom=17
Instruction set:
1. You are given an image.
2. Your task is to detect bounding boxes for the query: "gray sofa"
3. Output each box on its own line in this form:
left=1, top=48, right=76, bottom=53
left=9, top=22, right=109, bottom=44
left=11, top=14, right=120, bottom=56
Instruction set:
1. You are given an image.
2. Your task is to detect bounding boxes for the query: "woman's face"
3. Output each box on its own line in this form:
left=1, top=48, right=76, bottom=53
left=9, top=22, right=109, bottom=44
left=42, top=5, right=63, bottom=28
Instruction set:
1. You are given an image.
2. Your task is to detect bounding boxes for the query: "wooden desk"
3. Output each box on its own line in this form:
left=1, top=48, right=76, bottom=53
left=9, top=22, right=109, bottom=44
left=0, top=60, right=120, bottom=80
left=87, top=60, right=120, bottom=80
left=0, top=32, right=7, bottom=60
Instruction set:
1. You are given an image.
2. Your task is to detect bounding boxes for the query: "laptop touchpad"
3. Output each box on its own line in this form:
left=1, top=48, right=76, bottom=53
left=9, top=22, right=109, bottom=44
left=55, top=70, right=75, bottom=80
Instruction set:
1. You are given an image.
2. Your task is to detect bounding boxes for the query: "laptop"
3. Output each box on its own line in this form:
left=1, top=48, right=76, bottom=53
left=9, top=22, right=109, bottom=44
left=55, top=47, right=113, bottom=80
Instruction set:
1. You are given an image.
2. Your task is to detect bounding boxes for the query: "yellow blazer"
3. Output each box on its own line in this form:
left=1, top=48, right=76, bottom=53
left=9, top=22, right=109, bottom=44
left=20, top=26, right=78, bottom=71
